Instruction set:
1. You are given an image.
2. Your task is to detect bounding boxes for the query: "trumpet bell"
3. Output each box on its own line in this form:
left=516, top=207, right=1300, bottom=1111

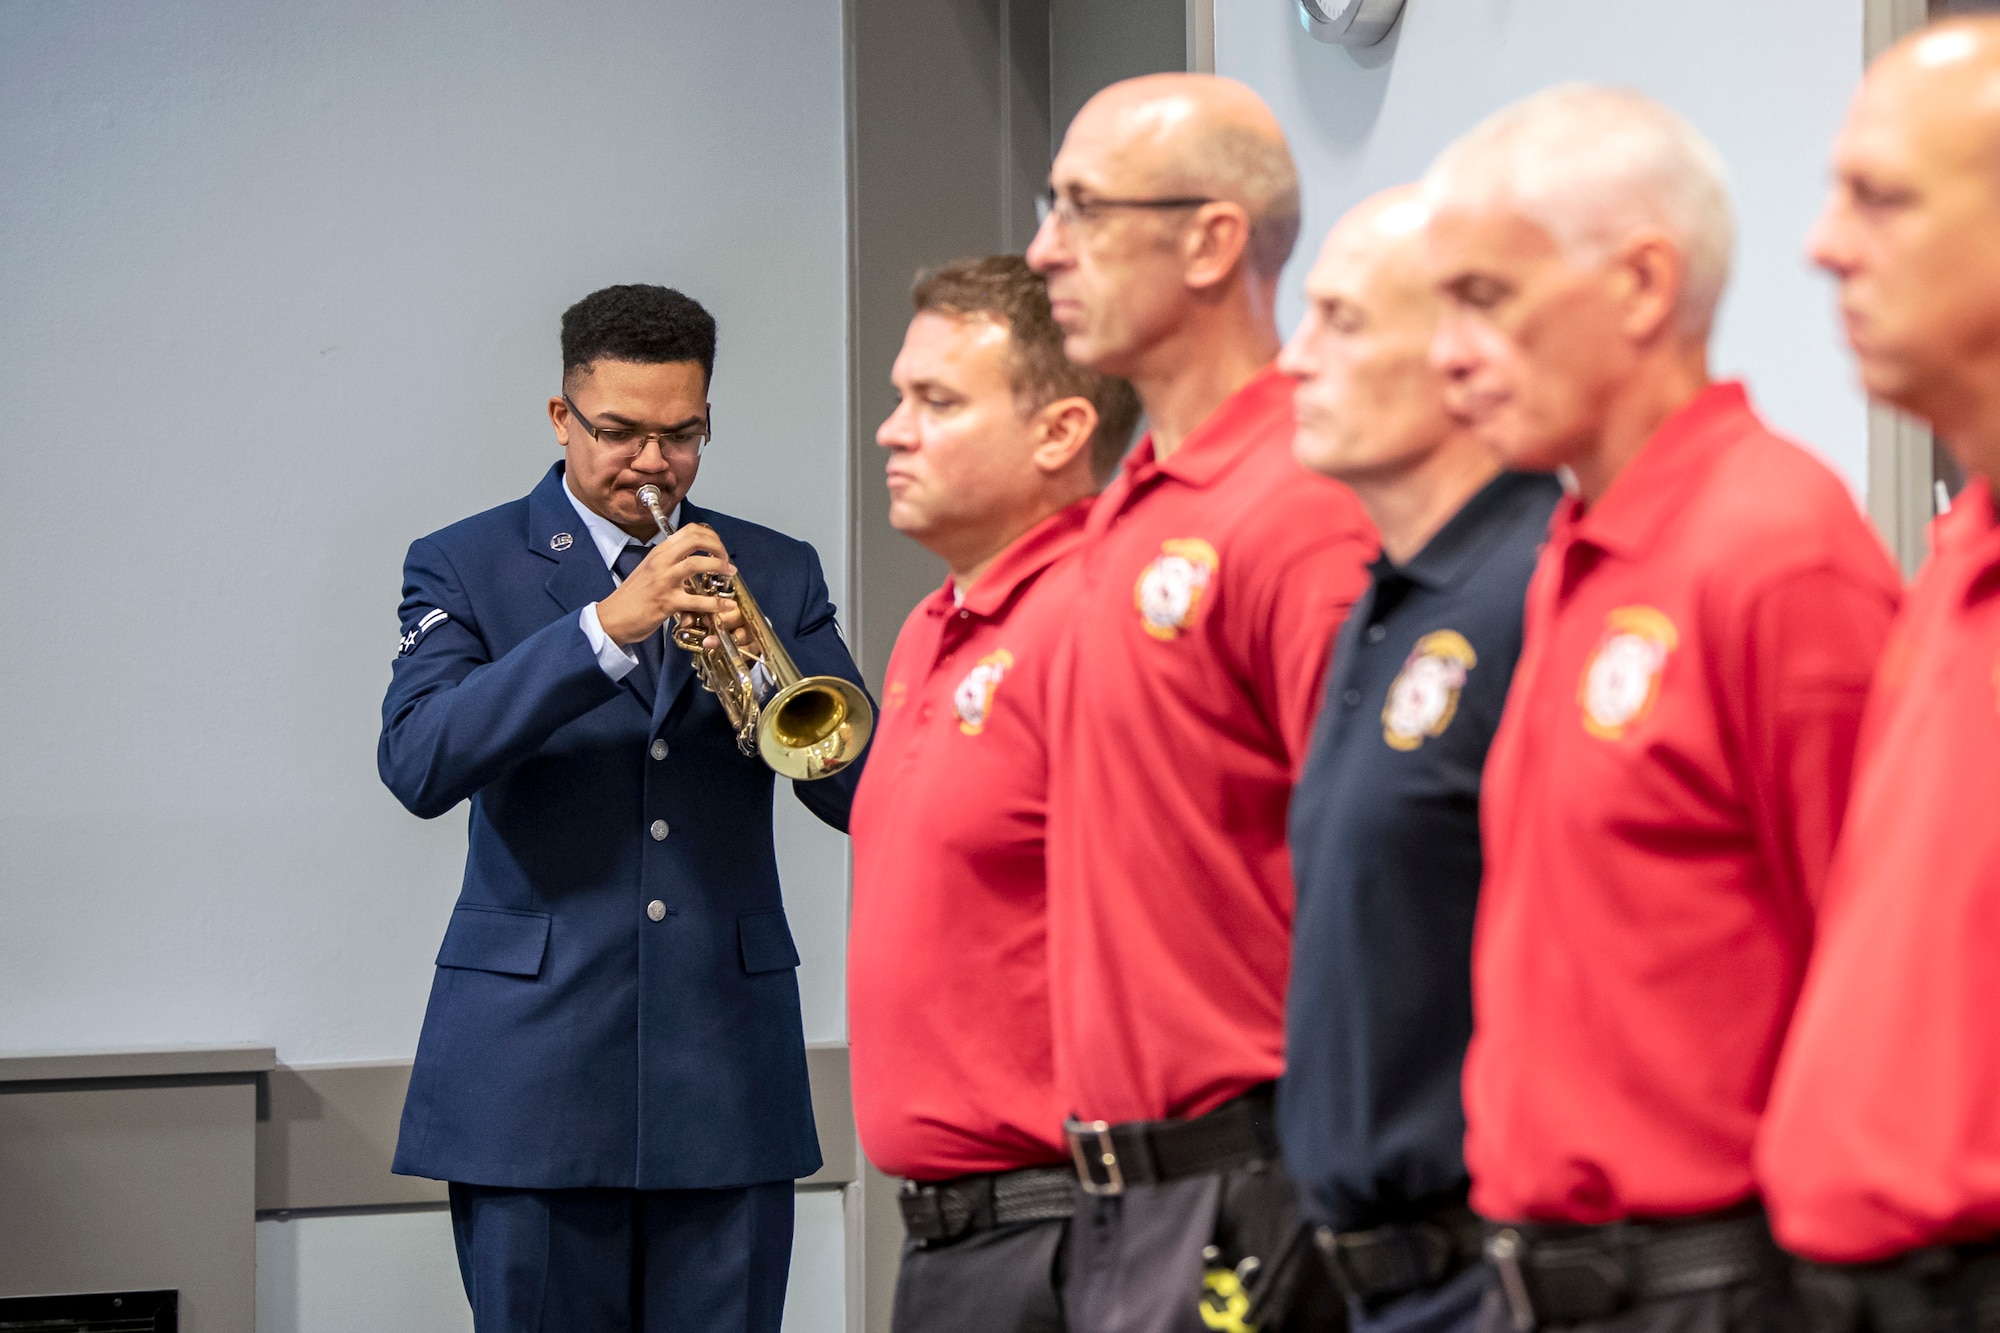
left=757, top=675, right=874, bottom=781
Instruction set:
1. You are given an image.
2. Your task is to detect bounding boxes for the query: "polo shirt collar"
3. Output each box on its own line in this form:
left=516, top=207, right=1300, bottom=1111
left=1393, top=470, right=1559, bottom=591
left=1122, top=363, right=1291, bottom=491
left=1559, top=380, right=1753, bottom=560
left=1938, top=476, right=2000, bottom=605
left=932, top=497, right=1094, bottom=621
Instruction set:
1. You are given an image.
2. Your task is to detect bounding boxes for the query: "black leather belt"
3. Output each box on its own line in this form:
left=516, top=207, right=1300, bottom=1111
left=1483, top=1205, right=1782, bottom=1330
left=1064, top=1084, right=1279, bottom=1196
left=1796, top=1239, right=2000, bottom=1333
left=898, top=1165, right=1076, bottom=1244
left=1316, top=1200, right=1485, bottom=1308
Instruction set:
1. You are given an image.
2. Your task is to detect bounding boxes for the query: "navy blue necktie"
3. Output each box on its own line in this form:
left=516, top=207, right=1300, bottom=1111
left=614, top=543, right=667, bottom=695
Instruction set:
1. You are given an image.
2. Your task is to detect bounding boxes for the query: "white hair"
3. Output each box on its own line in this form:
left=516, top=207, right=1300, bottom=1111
left=1422, top=84, right=1735, bottom=338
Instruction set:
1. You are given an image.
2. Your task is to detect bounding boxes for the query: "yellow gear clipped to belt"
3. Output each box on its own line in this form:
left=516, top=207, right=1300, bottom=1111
left=1199, top=1246, right=1260, bottom=1333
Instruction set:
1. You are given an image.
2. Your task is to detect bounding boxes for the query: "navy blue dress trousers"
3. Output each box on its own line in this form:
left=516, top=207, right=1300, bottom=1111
left=379, top=461, right=868, bottom=1192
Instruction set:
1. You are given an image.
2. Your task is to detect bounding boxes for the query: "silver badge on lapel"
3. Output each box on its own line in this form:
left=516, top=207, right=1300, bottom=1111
left=550, top=532, right=574, bottom=551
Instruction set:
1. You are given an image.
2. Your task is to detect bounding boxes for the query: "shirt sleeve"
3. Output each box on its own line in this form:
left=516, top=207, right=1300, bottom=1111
left=1234, top=492, right=1378, bottom=769
left=1732, top=566, right=1898, bottom=915
left=579, top=602, right=640, bottom=682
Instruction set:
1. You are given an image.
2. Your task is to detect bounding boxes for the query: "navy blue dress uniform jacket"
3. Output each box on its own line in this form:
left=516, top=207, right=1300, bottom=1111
left=379, top=461, right=867, bottom=1192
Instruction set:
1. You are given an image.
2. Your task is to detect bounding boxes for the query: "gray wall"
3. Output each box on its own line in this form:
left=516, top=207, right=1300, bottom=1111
left=0, top=0, right=849, bottom=1065
left=846, top=0, right=1048, bottom=687
left=1219, top=0, right=1871, bottom=490
left=845, top=0, right=1188, bottom=690
left=1051, top=0, right=1191, bottom=147
left=1, top=2, right=850, bottom=1327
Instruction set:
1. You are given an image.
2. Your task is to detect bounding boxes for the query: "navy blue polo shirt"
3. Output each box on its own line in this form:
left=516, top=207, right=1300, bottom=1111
left=1278, top=470, right=1562, bottom=1235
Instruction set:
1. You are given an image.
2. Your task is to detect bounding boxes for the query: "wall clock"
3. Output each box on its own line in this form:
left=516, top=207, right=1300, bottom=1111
left=1298, top=0, right=1405, bottom=47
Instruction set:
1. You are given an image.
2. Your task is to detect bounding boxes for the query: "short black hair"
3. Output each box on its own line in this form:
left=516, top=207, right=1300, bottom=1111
left=561, top=285, right=717, bottom=389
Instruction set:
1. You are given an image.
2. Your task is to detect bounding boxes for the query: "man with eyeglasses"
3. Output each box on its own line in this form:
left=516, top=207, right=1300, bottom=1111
left=378, top=283, right=868, bottom=1333
left=1025, top=74, right=1376, bottom=1332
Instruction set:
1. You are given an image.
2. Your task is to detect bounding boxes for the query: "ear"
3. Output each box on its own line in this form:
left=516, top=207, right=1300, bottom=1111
left=1030, top=396, right=1099, bottom=476
left=549, top=396, right=574, bottom=448
left=1183, top=201, right=1255, bottom=293
left=1611, top=230, right=1685, bottom=343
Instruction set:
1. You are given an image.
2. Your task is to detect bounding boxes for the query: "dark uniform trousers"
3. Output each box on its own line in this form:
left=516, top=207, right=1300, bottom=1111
left=1351, top=1265, right=1492, bottom=1333
left=1793, top=1245, right=2000, bottom=1333
left=450, top=1182, right=794, bottom=1333
left=893, top=1218, right=1070, bottom=1333
left=1065, top=1161, right=1345, bottom=1333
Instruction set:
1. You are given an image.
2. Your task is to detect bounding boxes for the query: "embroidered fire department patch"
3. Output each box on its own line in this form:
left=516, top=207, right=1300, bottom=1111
left=1382, top=630, right=1478, bottom=751
left=1134, top=538, right=1219, bottom=641
left=1579, top=605, right=1678, bottom=739
left=953, top=650, right=1014, bottom=735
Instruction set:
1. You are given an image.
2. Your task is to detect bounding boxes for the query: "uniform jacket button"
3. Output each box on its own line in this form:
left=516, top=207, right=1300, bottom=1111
left=1365, top=624, right=1387, bottom=643
left=651, top=739, right=669, bottom=760
left=646, top=900, right=667, bottom=922
left=1343, top=689, right=1363, bottom=708
left=650, top=819, right=669, bottom=841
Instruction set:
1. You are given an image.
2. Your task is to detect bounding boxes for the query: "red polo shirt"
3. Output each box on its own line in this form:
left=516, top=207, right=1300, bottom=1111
left=1045, top=365, right=1376, bottom=1125
left=1759, top=478, right=2000, bottom=1262
left=848, top=501, right=1091, bottom=1180
left=1467, top=382, right=1899, bottom=1224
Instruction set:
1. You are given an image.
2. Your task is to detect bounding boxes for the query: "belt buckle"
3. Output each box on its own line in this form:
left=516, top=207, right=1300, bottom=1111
left=1487, top=1227, right=1537, bottom=1333
left=1066, top=1119, right=1125, bottom=1196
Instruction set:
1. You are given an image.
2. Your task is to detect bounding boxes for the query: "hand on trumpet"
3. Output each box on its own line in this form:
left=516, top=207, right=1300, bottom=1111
left=595, top=523, right=737, bottom=647
left=705, top=595, right=760, bottom=659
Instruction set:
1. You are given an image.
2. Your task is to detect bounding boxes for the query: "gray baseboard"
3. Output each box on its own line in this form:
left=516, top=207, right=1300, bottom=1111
left=0, top=1046, right=274, bottom=1333
left=253, top=1042, right=857, bottom=1215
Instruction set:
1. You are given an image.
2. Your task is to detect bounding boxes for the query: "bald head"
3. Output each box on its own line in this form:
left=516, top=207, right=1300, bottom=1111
left=1027, top=74, right=1301, bottom=395
left=1066, top=74, right=1301, bottom=280
left=1313, top=184, right=1434, bottom=306
left=1280, top=184, right=1474, bottom=498
left=1868, top=18, right=2000, bottom=137
left=1812, top=16, right=2000, bottom=469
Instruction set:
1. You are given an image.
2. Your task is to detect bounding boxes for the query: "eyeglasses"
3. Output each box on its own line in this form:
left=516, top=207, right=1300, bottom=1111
left=1034, top=185, right=1216, bottom=231
left=564, top=394, right=711, bottom=460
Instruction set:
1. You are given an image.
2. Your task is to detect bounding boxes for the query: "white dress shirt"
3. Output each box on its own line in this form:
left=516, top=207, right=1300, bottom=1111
left=564, top=481, right=677, bottom=683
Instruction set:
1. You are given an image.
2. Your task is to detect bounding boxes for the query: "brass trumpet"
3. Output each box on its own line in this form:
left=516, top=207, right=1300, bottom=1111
left=635, top=485, right=872, bottom=781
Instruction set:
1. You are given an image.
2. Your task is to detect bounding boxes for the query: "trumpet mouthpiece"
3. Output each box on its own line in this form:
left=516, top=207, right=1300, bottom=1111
left=636, top=485, right=663, bottom=509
